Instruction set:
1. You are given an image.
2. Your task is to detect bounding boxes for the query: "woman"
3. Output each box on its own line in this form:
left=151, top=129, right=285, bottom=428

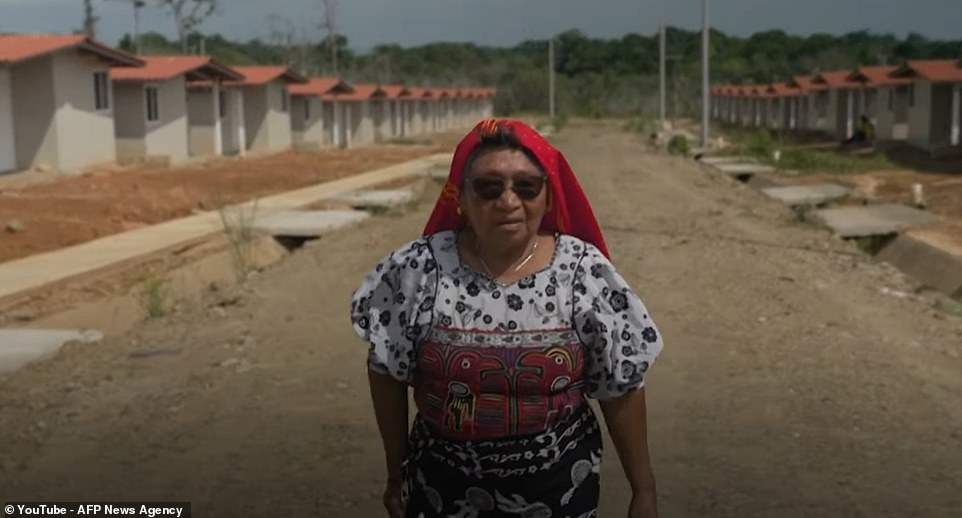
left=351, top=119, right=664, bottom=518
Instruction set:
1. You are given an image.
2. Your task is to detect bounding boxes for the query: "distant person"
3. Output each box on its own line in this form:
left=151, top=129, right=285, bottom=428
left=351, top=119, right=665, bottom=518
left=843, top=115, right=875, bottom=146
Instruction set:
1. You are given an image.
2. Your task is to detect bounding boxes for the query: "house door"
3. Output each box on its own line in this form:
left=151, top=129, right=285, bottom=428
left=0, top=68, right=16, bottom=173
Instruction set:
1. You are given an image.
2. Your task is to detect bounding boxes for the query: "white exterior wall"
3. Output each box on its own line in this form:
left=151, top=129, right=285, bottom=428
left=907, top=80, right=932, bottom=150
left=291, top=96, right=325, bottom=150
left=0, top=67, right=16, bottom=172
left=875, top=85, right=911, bottom=142
left=347, top=100, right=375, bottom=146
left=52, top=51, right=117, bottom=171
left=144, top=77, right=189, bottom=164
left=264, top=80, right=292, bottom=152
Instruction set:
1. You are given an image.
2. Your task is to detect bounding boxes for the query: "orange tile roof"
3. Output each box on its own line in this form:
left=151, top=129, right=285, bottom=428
left=322, top=83, right=386, bottom=102
left=743, top=85, right=771, bottom=98
left=288, top=77, right=353, bottom=97
left=846, top=65, right=911, bottom=87
left=890, top=59, right=962, bottom=83
left=766, top=82, right=805, bottom=97
left=110, top=55, right=241, bottom=82
left=0, top=33, right=142, bottom=66
left=379, top=85, right=410, bottom=99
left=785, top=75, right=819, bottom=92
left=812, top=70, right=860, bottom=89
left=405, top=87, right=434, bottom=99
left=225, top=65, right=308, bottom=86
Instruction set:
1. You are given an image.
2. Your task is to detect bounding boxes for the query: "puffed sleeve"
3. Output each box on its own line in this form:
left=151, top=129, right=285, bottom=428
left=572, top=243, right=664, bottom=400
left=349, top=238, right=438, bottom=384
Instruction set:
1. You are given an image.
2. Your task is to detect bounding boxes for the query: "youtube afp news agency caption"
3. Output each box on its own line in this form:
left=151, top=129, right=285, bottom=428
left=3, top=503, right=189, bottom=517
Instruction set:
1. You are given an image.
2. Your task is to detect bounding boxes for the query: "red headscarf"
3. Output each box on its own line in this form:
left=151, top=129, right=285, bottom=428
left=422, top=119, right=609, bottom=258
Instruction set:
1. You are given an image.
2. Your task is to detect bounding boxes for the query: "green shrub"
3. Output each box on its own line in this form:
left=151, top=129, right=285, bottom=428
left=668, top=135, right=691, bottom=156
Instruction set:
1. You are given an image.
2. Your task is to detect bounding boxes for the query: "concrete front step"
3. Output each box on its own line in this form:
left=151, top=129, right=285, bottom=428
left=251, top=210, right=371, bottom=238
left=334, top=189, right=414, bottom=208
left=0, top=329, right=103, bottom=374
left=810, top=204, right=941, bottom=238
left=712, top=163, right=776, bottom=176
left=761, top=183, right=852, bottom=207
left=698, top=156, right=759, bottom=166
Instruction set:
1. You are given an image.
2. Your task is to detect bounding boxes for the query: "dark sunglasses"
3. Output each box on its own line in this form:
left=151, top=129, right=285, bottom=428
left=468, top=175, right=546, bottom=201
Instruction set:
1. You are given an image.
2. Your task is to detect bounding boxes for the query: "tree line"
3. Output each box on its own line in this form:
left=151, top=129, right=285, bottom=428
left=115, top=22, right=962, bottom=119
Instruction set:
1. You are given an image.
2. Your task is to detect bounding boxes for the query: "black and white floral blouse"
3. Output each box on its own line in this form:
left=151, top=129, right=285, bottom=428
left=350, top=230, right=664, bottom=440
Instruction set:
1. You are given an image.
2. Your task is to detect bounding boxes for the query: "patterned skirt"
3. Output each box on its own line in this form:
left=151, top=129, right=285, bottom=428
left=402, top=404, right=603, bottom=518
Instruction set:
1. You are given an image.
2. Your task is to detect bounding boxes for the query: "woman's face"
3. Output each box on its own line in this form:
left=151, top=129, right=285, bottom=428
left=460, top=147, right=548, bottom=247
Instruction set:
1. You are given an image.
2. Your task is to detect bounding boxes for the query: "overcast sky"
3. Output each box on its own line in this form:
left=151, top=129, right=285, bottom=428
left=1, top=0, right=960, bottom=51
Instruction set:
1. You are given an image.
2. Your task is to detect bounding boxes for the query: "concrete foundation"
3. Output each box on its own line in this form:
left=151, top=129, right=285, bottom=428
left=762, top=184, right=852, bottom=207
left=876, top=234, right=962, bottom=299
left=810, top=204, right=941, bottom=238
left=251, top=210, right=371, bottom=237
left=0, top=329, right=103, bottom=374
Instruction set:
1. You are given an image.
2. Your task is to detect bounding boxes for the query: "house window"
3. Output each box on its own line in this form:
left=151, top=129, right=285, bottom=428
left=145, top=86, right=160, bottom=122
left=304, top=98, right=311, bottom=120
left=908, top=84, right=916, bottom=107
left=218, top=91, right=227, bottom=118
left=281, top=89, right=288, bottom=112
left=888, top=89, right=894, bottom=111
left=93, top=71, right=110, bottom=110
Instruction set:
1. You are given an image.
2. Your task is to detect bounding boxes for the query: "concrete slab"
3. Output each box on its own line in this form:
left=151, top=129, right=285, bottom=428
left=713, top=163, right=776, bottom=175
left=876, top=234, right=962, bottom=299
left=334, top=189, right=414, bottom=208
left=761, top=183, right=852, bottom=207
left=251, top=210, right=370, bottom=237
left=0, top=329, right=103, bottom=374
left=810, top=204, right=941, bottom=238
left=699, top=156, right=758, bottom=165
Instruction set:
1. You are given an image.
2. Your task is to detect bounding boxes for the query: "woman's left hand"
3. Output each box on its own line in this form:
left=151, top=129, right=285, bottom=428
left=628, top=489, right=658, bottom=518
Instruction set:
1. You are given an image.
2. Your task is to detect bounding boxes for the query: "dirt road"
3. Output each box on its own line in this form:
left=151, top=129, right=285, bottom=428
left=1, top=123, right=960, bottom=517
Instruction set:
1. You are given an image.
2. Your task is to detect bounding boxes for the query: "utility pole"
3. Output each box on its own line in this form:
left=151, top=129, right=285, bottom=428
left=659, top=24, right=666, bottom=130
left=82, top=0, right=98, bottom=38
left=548, top=36, right=556, bottom=119
left=321, top=0, right=339, bottom=74
left=105, top=0, right=145, bottom=54
left=700, top=0, right=711, bottom=147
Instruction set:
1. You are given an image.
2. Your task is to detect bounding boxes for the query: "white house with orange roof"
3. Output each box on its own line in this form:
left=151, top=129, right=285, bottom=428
left=288, top=77, right=353, bottom=150
left=481, top=87, right=496, bottom=119
left=786, top=75, right=831, bottom=134
left=225, top=65, right=308, bottom=153
left=379, top=85, right=410, bottom=139
left=810, top=70, right=864, bottom=140
left=845, top=65, right=913, bottom=144
left=438, top=88, right=458, bottom=129
left=336, top=84, right=387, bottom=146
left=401, top=87, right=428, bottom=136
left=110, top=55, right=242, bottom=164
left=0, top=34, right=143, bottom=174
left=888, top=60, right=962, bottom=156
